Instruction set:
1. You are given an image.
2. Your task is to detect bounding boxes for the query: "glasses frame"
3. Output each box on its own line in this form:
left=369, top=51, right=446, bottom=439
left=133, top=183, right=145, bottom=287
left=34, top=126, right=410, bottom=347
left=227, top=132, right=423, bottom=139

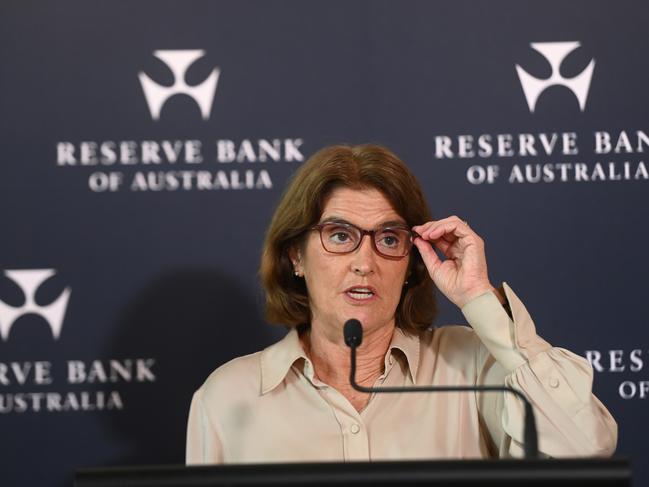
left=310, top=221, right=417, bottom=260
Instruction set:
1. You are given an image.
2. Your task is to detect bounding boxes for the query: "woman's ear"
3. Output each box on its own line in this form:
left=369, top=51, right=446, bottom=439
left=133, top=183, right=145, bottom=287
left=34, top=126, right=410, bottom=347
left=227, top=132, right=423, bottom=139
left=288, top=246, right=303, bottom=277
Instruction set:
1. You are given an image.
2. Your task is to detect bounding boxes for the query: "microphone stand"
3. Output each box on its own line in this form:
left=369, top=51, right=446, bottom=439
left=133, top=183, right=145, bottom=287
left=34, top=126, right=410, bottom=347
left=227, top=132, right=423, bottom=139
left=346, top=323, right=539, bottom=459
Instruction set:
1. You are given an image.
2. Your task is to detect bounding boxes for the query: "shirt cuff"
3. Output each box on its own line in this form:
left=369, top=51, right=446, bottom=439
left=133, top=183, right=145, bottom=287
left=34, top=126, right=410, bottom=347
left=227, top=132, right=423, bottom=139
left=461, top=282, right=530, bottom=372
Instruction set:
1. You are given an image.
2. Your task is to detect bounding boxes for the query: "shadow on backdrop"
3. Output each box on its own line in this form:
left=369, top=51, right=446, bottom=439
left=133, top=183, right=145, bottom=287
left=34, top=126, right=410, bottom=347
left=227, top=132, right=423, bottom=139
left=89, top=269, right=284, bottom=476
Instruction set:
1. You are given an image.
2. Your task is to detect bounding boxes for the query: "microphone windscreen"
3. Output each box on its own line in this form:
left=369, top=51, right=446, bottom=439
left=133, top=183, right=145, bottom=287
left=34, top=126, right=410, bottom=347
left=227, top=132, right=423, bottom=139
left=343, top=319, right=363, bottom=347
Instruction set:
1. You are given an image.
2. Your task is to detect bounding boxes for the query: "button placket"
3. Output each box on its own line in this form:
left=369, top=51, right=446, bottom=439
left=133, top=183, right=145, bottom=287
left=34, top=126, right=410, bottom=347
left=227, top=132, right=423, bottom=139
left=317, top=385, right=370, bottom=460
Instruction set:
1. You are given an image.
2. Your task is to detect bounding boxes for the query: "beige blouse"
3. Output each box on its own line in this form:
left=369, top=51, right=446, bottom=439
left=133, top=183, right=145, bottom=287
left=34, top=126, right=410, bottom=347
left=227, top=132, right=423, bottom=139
left=186, top=283, right=617, bottom=464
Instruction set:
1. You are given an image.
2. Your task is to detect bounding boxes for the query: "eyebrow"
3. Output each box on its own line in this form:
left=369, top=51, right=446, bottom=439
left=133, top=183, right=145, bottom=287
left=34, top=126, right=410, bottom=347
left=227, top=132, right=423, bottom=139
left=319, top=216, right=408, bottom=229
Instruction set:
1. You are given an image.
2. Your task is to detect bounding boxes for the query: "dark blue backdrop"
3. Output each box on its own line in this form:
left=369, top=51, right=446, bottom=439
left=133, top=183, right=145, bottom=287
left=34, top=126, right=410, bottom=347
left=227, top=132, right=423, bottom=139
left=1, top=1, right=647, bottom=486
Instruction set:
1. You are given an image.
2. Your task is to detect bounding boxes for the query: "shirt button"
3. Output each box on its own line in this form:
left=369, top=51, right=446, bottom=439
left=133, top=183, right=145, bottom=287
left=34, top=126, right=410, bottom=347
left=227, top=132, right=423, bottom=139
left=549, top=377, right=560, bottom=388
left=350, top=424, right=360, bottom=434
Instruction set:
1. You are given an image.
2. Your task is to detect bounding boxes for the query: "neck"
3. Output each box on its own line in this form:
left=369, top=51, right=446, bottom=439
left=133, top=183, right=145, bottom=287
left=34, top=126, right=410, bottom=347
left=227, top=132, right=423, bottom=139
left=302, top=320, right=395, bottom=390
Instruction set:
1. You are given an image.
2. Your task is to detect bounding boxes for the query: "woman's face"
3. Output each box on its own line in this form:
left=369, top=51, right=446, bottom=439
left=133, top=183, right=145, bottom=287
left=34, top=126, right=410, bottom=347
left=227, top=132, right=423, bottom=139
left=295, top=186, right=410, bottom=341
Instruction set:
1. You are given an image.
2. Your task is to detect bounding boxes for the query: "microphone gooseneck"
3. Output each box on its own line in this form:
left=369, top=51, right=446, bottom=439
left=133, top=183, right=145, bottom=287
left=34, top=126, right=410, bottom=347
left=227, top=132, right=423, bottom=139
left=343, top=319, right=539, bottom=459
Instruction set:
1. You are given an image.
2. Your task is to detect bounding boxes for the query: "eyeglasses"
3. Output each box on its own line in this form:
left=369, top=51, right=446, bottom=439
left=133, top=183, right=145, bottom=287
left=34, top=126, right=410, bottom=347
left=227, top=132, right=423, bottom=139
left=310, top=221, right=415, bottom=260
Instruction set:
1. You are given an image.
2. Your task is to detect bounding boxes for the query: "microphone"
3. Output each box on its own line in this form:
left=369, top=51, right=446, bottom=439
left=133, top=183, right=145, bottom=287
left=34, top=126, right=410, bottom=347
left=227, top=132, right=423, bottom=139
left=343, top=319, right=539, bottom=459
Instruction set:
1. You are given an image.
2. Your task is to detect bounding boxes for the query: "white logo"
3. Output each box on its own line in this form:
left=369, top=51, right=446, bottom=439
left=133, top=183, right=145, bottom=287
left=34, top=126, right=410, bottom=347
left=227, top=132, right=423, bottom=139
left=515, top=42, right=595, bottom=113
left=0, top=269, right=71, bottom=340
left=138, top=50, right=220, bottom=120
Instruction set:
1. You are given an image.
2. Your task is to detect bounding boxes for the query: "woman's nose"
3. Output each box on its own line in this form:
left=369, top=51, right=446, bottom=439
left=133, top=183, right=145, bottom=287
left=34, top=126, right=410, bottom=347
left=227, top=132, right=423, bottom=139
left=350, top=234, right=376, bottom=275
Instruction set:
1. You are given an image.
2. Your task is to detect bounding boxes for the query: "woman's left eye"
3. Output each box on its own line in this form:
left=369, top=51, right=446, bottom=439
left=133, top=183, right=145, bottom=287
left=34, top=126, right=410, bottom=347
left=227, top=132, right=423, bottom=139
left=379, top=234, right=400, bottom=247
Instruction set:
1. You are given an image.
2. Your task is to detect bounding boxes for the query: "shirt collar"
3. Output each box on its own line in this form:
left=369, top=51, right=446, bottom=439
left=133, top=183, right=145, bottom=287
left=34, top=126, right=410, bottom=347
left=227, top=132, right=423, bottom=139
left=260, top=326, right=421, bottom=395
left=387, top=327, right=420, bottom=384
left=260, top=328, right=307, bottom=395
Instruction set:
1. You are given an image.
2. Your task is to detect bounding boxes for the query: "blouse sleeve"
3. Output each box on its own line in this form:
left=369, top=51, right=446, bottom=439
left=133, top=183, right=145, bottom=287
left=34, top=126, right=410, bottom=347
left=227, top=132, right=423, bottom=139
left=186, top=388, right=224, bottom=464
left=461, top=283, right=618, bottom=458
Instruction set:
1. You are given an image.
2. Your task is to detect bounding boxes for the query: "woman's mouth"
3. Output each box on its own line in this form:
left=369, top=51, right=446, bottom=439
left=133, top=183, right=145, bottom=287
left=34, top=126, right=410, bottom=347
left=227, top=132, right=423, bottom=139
left=344, top=286, right=377, bottom=302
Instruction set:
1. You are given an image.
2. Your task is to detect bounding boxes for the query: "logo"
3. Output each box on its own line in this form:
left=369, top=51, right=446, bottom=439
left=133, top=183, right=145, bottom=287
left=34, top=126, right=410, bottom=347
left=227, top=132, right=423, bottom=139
left=515, top=41, right=595, bottom=113
left=586, top=348, right=648, bottom=400
left=434, top=42, right=648, bottom=186
left=138, top=50, right=220, bottom=120
left=57, top=51, right=305, bottom=194
left=0, top=269, right=71, bottom=340
left=0, top=270, right=155, bottom=414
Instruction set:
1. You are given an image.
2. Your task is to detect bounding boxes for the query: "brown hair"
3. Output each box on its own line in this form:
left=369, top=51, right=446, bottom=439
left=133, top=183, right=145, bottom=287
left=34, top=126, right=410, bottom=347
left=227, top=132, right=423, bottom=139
left=260, top=144, right=436, bottom=334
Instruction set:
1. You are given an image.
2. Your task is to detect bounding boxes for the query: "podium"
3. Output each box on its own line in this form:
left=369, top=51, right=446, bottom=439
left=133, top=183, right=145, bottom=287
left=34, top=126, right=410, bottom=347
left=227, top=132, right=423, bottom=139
left=75, top=458, right=631, bottom=486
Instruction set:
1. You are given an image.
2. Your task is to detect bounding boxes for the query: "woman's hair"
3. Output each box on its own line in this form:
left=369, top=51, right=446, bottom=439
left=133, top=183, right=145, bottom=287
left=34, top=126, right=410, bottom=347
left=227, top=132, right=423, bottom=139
left=260, top=144, right=437, bottom=334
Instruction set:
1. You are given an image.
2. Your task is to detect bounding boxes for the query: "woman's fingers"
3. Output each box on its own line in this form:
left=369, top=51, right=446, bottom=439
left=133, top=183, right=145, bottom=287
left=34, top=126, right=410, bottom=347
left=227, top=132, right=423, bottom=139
left=413, top=216, right=493, bottom=308
left=414, top=216, right=472, bottom=242
left=431, top=238, right=454, bottom=257
left=413, top=217, right=473, bottom=261
left=413, top=237, right=442, bottom=274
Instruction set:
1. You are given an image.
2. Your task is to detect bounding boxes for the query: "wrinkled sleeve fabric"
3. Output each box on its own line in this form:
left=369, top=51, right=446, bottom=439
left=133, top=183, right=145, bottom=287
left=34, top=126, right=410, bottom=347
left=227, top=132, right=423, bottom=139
left=186, top=388, right=224, bottom=464
left=461, top=283, right=618, bottom=458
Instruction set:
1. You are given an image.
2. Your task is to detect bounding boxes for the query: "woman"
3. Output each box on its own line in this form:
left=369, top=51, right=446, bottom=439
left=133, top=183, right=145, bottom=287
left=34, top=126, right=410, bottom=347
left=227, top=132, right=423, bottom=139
left=186, top=144, right=617, bottom=463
